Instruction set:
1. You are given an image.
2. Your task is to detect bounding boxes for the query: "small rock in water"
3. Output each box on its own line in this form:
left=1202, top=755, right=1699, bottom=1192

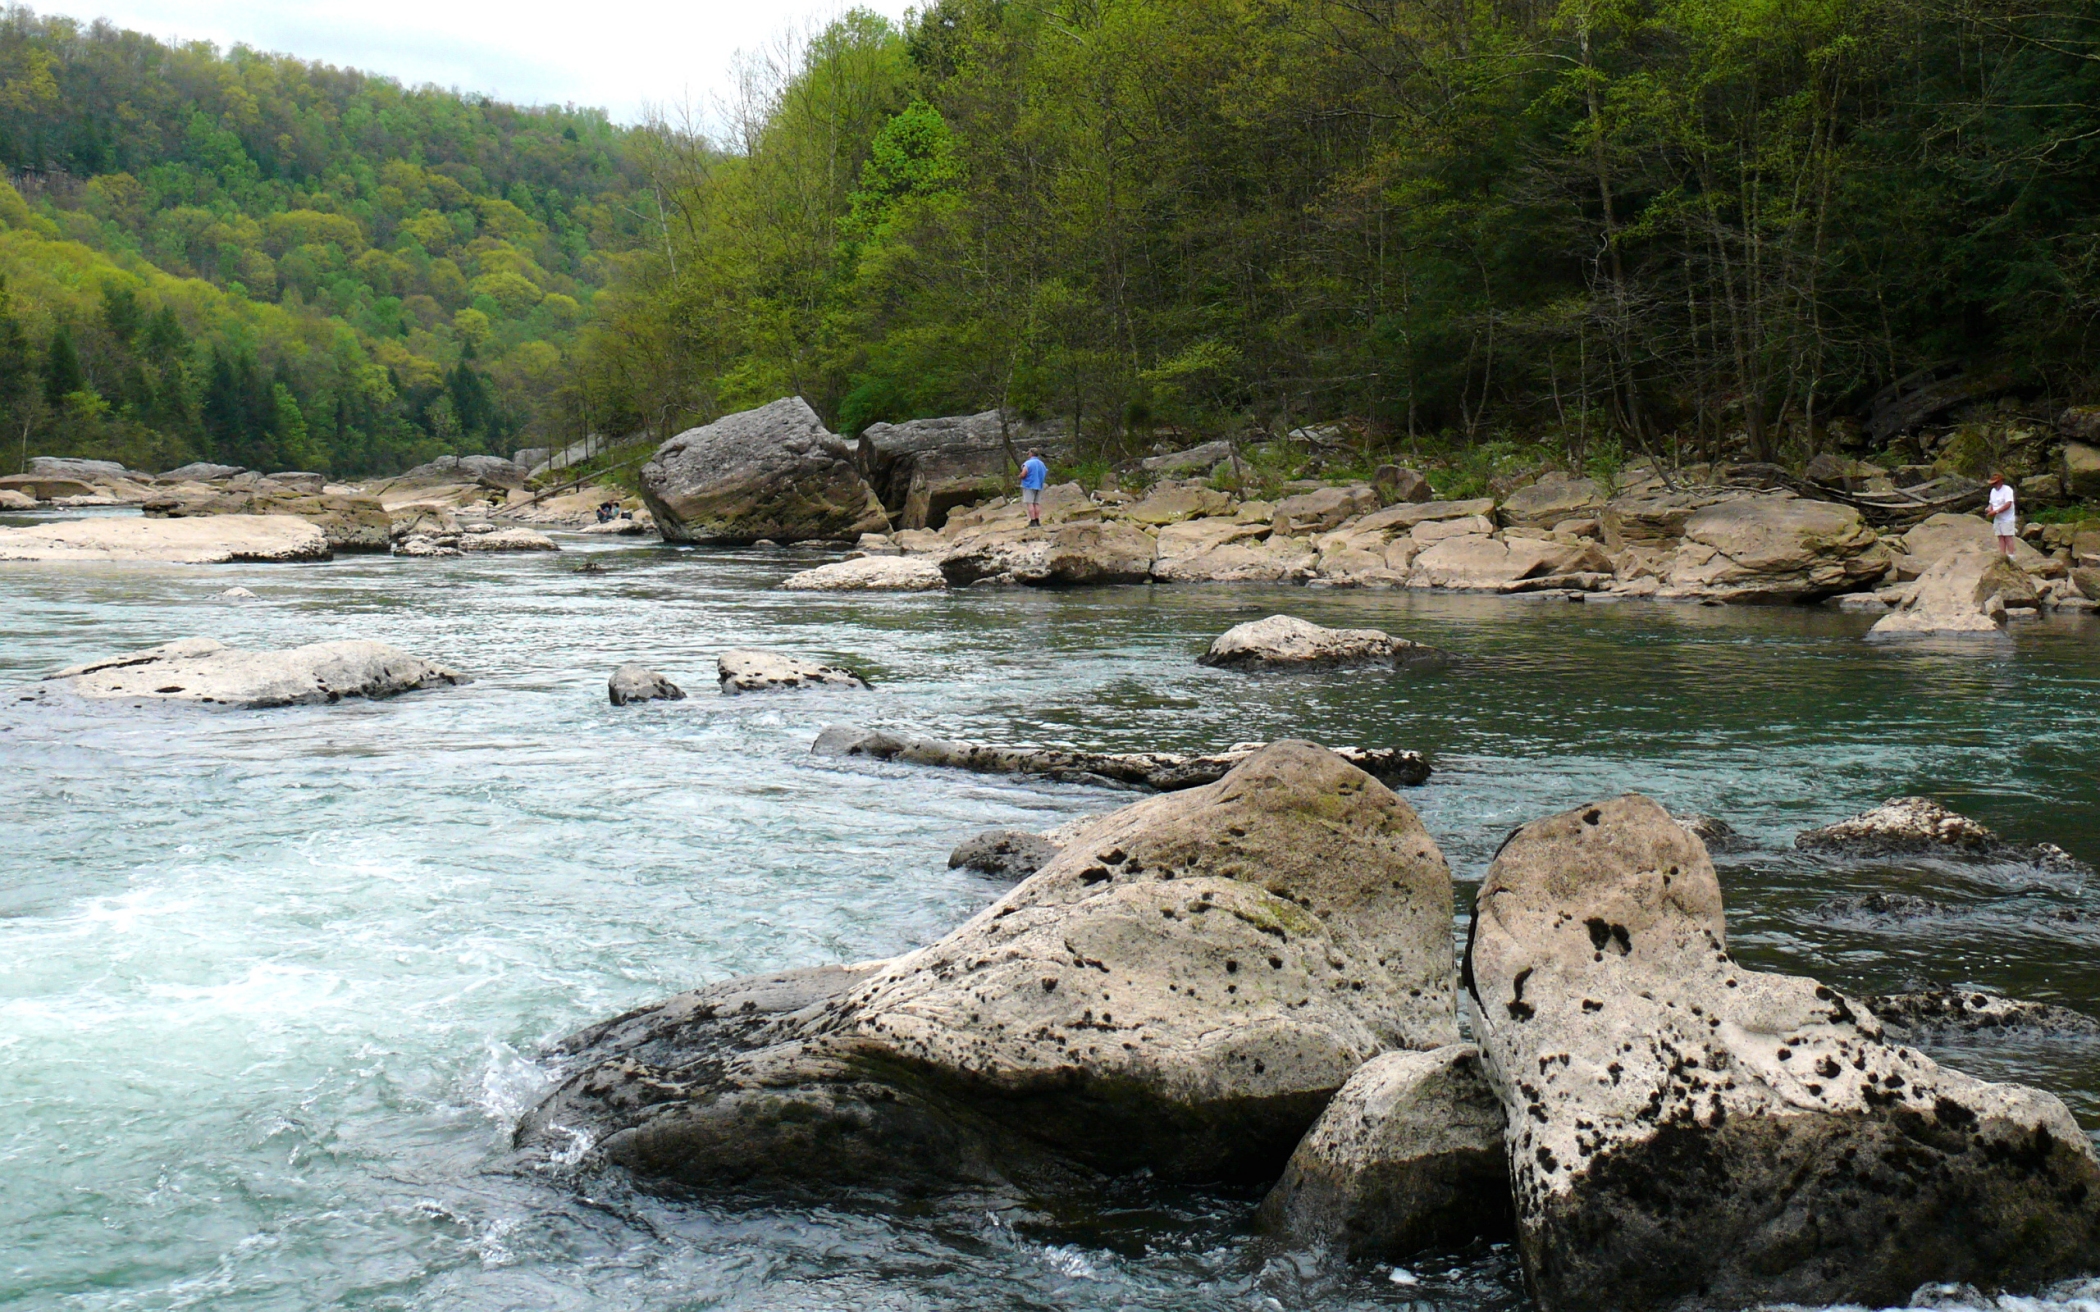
left=1863, top=987, right=2100, bottom=1040
left=215, top=586, right=257, bottom=600
left=42, top=638, right=466, bottom=708
left=780, top=556, right=946, bottom=591
left=718, top=649, right=869, bottom=694
left=1199, top=614, right=1447, bottom=672
left=947, top=829, right=1062, bottom=880
left=608, top=664, right=685, bottom=706
left=1797, top=796, right=2091, bottom=873
left=1671, top=811, right=1751, bottom=853
left=1813, top=891, right=1952, bottom=920
left=753, top=538, right=779, bottom=548
left=1389, top=1268, right=1420, bottom=1286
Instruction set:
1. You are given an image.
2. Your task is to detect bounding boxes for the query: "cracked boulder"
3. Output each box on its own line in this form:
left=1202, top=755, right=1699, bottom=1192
left=514, top=742, right=1458, bottom=1194
left=1258, top=1043, right=1511, bottom=1260
left=1464, top=793, right=2100, bottom=1312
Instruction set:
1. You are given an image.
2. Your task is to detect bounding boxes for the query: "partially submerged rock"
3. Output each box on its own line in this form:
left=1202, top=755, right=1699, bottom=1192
left=781, top=556, right=947, bottom=591
left=1812, top=891, right=1953, bottom=920
left=1197, top=615, right=1447, bottom=671
left=457, top=526, right=559, bottom=552
left=1863, top=988, right=2100, bottom=1040
left=641, top=397, right=890, bottom=544
left=1258, top=1044, right=1512, bottom=1261
left=514, top=743, right=1459, bottom=1192
left=39, top=638, right=466, bottom=707
left=1465, top=793, right=2100, bottom=1312
left=947, top=828, right=1063, bottom=880
left=144, top=488, right=393, bottom=551
left=608, top=664, right=686, bottom=706
left=1796, top=796, right=2090, bottom=873
left=718, top=649, right=869, bottom=693
left=0, top=514, right=330, bottom=563
left=938, top=520, right=1157, bottom=587
left=812, top=725, right=1431, bottom=790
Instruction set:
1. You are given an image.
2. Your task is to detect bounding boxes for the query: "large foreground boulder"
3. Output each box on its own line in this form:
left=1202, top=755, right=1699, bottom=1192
left=144, top=489, right=391, bottom=551
left=1870, top=545, right=2034, bottom=636
left=0, top=514, right=329, bottom=563
left=812, top=725, right=1432, bottom=790
left=1198, top=615, right=1447, bottom=671
left=37, top=638, right=466, bottom=707
left=641, top=397, right=889, bottom=544
left=515, top=743, right=1459, bottom=1191
left=1258, top=1044, right=1512, bottom=1261
left=1796, top=796, right=2090, bottom=873
left=1465, top=794, right=2100, bottom=1312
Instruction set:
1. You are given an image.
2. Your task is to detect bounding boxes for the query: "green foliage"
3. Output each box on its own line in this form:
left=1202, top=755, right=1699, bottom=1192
left=0, top=6, right=652, bottom=475
left=577, top=0, right=2100, bottom=464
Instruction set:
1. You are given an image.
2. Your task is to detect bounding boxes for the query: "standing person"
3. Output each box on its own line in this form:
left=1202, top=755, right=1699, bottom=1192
left=1986, top=473, right=2017, bottom=556
left=1019, top=449, right=1048, bottom=526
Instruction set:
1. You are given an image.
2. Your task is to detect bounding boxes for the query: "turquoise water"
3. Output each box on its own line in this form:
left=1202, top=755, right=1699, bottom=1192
left=4, top=530, right=2100, bottom=1311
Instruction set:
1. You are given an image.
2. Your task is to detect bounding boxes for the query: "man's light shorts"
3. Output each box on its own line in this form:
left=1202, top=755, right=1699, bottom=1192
left=1022, top=487, right=1041, bottom=505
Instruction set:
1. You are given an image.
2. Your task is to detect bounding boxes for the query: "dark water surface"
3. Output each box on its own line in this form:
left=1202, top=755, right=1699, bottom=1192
left=4, top=535, right=2099, bottom=1311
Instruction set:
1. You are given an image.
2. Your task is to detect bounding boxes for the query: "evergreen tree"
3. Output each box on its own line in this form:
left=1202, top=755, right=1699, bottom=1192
left=0, top=278, right=37, bottom=473
left=42, top=327, right=82, bottom=409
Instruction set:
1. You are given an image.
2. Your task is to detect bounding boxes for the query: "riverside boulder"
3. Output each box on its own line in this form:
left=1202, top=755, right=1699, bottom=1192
left=37, top=638, right=466, bottom=707
left=1660, top=493, right=1890, bottom=600
left=938, top=519, right=1156, bottom=586
left=781, top=556, right=947, bottom=591
left=1198, top=615, right=1447, bottom=671
left=1796, top=796, right=2090, bottom=873
left=514, top=742, right=1459, bottom=1191
left=1258, top=1044, right=1511, bottom=1260
left=1870, top=545, right=2034, bottom=636
left=641, top=397, right=889, bottom=543
left=1464, top=793, right=2100, bottom=1312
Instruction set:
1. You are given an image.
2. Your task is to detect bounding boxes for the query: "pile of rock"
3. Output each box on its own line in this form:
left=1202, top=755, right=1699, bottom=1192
left=515, top=751, right=2100, bottom=1309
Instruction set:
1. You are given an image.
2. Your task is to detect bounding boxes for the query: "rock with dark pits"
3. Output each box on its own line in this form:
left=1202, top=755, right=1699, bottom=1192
left=515, top=742, right=1459, bottom=1195
left=1465, top=793, right=2100, bottom=1312
left=948, top=829, right=1062, bottom=880
left=608, top=664, right=686, bottom=706
left=1797, top=797, right=2091, bottom=874
left=1812, top=892, right=1954, bottom=920
left=1864, top=988, right=2100, bottom=1040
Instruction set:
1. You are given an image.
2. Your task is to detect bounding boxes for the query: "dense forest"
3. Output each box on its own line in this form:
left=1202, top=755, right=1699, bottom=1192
left=0, top=6, right=652, bottom=477
left=586, top=0, right=2100, bottom=474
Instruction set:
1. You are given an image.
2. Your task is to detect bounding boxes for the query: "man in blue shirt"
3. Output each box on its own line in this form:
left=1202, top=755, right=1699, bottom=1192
left=1019, top=449, right=1048, bottom=526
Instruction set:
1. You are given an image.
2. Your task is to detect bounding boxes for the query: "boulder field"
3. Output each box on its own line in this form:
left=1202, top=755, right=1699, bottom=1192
left=516, top=756, right=2100, bottom=1308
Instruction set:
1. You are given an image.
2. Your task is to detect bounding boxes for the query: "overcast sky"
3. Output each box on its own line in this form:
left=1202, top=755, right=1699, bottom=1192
left=40, top=0, right=917, bottom=127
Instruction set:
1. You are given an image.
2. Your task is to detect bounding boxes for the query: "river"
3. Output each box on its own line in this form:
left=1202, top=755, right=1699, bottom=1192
left=4, top=529, right=2099, bottom=1310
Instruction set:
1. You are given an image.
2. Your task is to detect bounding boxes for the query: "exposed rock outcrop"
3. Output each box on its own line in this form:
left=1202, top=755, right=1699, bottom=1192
left=948, top=829, right=1063, bottom=880
left=938, top=520, right=1157, bottom=587
left=718, top=649, right=869, bottom=693
left=1863, top=988, right=2100, bottom=1040
left=514, top=743, right=1459, bottom=1192
left=1660, top=493, right=1890, bottom=601
left=144, top=489, right=392, bottom=551
left=0, top=514, right=330, bottom=563
left=1197, top=615, right=1447, bottom=671
left=1258, top=1044, right=1512, bottom=1261
left=37, top=637, right=466, bottom=707
left=1465, top=794, right=2100, bottom=1312
left=457, top=526, right=559, bottom=552
left=1500, top=473, right=1606, bottom=529
left=781, top=556, right=947, bottom=591
left=641, top=397, right=890, bottom=544
left=812, top=725, right=1431, bottom=790
left=1796, top=796, right=2090, bottom=873
left=856, top=411, right=1066, bottom=530
left=608, top=664, right=686, bottom=705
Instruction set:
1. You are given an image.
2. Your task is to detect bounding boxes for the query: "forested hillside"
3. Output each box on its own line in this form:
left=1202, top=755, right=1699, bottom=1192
left=587, top=0, right=2100, bottom=471
left=0, top=7, right=652, bottom=477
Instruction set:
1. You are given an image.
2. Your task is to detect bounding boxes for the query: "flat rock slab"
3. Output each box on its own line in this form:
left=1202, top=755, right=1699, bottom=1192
left=812, top=725, right=1430, bottom=789
left=458, top=527, right=559, bottom=552
left=1199, top=614, right=1447, bottom=671
left=0, top=514, right=330, bottom=563
left=609, top=664, right=686, bottom=705
left=38, top=638, right=466, bottom=707
left=719, top=649, right=869, bottom=693
left=1796, top=796, right=2089, bottom=872
left=781, top=556, right=946, bottom=590
left=1259, top=1044, right=1512, bottom=1261
left=948, top=828, right=1063, bottom=880
left=514, top=743, right=1459, bottom=1194
left=1465, top=793, right=2100, bottom=1312
left=1871, top=545, right=2030, bottom=636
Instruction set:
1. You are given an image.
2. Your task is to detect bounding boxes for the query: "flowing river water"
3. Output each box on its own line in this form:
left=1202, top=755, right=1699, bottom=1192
left=5, top=520, right=2100, bottom=1311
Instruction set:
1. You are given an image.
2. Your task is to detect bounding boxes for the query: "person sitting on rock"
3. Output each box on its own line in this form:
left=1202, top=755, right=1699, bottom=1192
left=1986, top=473, right=2016, bottom=555
left=1020, top=449, right=1048, bottom=526
left=596, top=501, right=618, bottom=524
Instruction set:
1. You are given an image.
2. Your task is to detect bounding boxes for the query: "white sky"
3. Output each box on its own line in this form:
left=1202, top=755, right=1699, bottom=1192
left=40, top=0, right=918, bottom=127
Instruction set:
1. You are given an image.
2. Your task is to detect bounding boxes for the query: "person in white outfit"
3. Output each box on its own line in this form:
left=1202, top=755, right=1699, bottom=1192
left=1986, top=473, right=2016, bottom=556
